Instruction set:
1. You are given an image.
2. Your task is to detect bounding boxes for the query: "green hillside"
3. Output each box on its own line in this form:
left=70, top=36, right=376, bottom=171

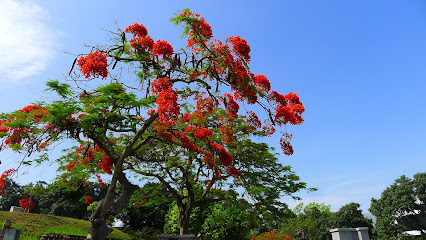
left=0, top=211, right=132, bottom=240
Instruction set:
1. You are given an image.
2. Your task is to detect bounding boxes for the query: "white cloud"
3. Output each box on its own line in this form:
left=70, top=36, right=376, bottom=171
left=0, top=0, right=57, bottom=84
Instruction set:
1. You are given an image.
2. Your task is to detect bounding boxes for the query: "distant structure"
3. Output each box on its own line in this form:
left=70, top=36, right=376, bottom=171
left=9, top=206, right=24, bottom=213
left=329, top=227, right=370, bottom=240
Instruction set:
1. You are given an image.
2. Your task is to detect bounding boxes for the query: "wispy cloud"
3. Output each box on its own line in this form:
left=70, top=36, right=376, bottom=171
left=0, top=0, right=57, bottom=84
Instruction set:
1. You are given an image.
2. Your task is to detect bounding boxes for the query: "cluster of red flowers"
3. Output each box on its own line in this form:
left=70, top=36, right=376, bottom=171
left=125, top=23, right=148, bottom=37
left=194, top=128, right=213, bottom=141
left=19, top=105, right=40, bottom=113
left=227, top=36, right=251, bottom=62
left=246, top=111, right=261, bottom=131
left=253, top=74, right=271, bottom=92
left=280, top=133, right=294, bottom=156
left=223, top=93, right=239, bottom=116
left=130, top=37, right=154, bottom=52
left=262, top=121, right=276, bottom=136
left=0, top=169, right=15, bottom=196
left=152, top=40, right=174, bottom=59
left=251, top=231, right=291, bottom=240
left=19, top=195, right=34, bottom=212
left=84, top=195, right=94, bottom=205
left=151, top=78, right=173, bottom=94
left=268, top=91, right=304, bottom=126
left=95, top=174, right=106, bottom=189
left=180, top=11, right=213, bottom=50
left=209, top=142, right=232, bottom=166
left=77, top=51, right=108, bottom=79
left=66, top=144, right=113, bottom=174
left=151, top=78, right=180, bottom=128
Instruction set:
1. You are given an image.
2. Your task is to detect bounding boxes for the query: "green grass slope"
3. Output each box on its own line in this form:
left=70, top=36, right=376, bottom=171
left=0, top=211, right=132, bottom=240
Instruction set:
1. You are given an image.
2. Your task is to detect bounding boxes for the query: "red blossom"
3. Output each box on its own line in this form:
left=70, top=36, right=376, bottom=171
left=125, top=23, right=148, bottom=38
left=227, top=36, right=251, bottom=62
left=262, top=121, right=276, bottom=136
left=19, top=195, right=34, bottom=212
left=84, top=195, right=94, bottom=205
left=210, top=142, right=232, bottom=166
left=194, top=128, right=213, bottom=141
left=98, top=153, right=113, bottom=174
left=130, top=36, right=154, bottom=52
left=253, top=74, right=271, bottom=92
left=19, top=105, right=40, bottom=113
left=280, top=133, right=294, bottom=156
left=151, top=78, right=173, bottom=94
left=152, top=40, right=173, bottom=59
left=0, top=169, right=15, bottom=196
left=77, top=51, right=108, bottom=79
left=156, top=89, right=180, bottom=126
left=246, top=111, right=261, bottom=131
left=66, top=160, right=78, bottom=172
left=223, top=93, right=239, bottom=116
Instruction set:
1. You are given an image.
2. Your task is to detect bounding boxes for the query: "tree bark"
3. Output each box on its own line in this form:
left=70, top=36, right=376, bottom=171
left=178, top=204, right=192, bottom=235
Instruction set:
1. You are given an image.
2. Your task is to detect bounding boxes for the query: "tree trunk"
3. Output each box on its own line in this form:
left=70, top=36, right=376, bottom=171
left=89, top=200, right=113, bottom=240
left=88, top=172, right=139, bottom=240
left=178, top=204, right=192, bottom=235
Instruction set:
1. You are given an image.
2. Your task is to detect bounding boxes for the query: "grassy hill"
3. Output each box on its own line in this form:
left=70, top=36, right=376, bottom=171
left=0, top=211, right=132, bottom=240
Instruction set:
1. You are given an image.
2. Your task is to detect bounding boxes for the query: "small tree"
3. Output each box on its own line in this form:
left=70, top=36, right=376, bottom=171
left=330, top=202, right=374, bottom=237
left=370, top=172, right=426, bottom=238
left=0, top=9, right=306, bottom=239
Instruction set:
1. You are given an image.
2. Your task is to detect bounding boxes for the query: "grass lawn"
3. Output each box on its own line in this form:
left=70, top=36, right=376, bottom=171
left=0, top=211, right=132, bottom=240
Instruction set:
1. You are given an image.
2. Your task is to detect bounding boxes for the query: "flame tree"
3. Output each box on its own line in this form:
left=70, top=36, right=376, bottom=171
left=0, top=9, right=307, bottom=239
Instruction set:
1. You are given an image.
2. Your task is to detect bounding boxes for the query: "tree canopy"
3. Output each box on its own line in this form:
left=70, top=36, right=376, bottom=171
left=370, top=172, right=426, bottom=238
left=0, top=9, right=307, bottom=240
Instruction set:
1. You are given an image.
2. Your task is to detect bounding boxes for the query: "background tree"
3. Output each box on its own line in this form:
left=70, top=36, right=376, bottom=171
left=118, top=182, right=173, bottom=239
left=0, top=9, right=306, bottom=239
left=370, top=172, right=426, bottom=239
left=280, top=203, right=332, bottom=240
left=330, top=202, right=374, bottom=237
left=25, top=179, right=108, bottom=219
left=0, top=179, right=24, bottom=211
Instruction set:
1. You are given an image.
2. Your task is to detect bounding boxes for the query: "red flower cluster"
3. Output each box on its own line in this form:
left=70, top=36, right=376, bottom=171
left=251, top=231, right=291, bottom=240
left=66, top=160, right=78, bottom=172
left=84, top=195, right=94, bottom=205
left=19, top=105, right=40, bottom=113
left=130, top=36, right=154, bottom=52
left=227, top=36, right=251, bottom=62
left=98, top=153, right=113, bottom=174
left=280, top=133, right=294, bottom=156
left=153, top=40, right=174, bottom=59
left=210, top=142, right=232, bottom=166
left=246, top=111, right=261, bottom=131
left=269, top=91, right=304, bottom=126
left=0, top=169, right=15, bottom=196
left=194, top=128, right=213, bottom=141
left=19, top=195, right=34, bottom=212
left=223, top=93, right=239, bottom=116
left=151, top=78, right=173, bottom=94
left=77, top=51, right=108, bottom=79
left=262, top=121, right=276, bottom=136
left=253, top=74, right=271, bottom=92
left=96, top=174, right=106, bottom=189
left=125, top=23, right=148, bottom=38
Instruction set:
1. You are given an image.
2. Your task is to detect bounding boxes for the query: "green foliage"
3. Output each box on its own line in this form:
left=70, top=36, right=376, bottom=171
left=370, top=172, right=426, bottom=239
left=201, top=203, right=251, bottom=240
left=45, top=80, right=72, bottom=98
left=25, top=180, right=107, bottom=219
left=119, top=182, right=173, bottom=232
left=330, top=202, right=374, bottom=237
left=281, top=203, right=332, bottom=240
left=164, top=204, right=180, bottom=235
left=0, top=179, right=24, bottom=211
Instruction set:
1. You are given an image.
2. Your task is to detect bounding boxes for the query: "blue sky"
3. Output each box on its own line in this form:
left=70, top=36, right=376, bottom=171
left=0, top=0, right=425, bottom=215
